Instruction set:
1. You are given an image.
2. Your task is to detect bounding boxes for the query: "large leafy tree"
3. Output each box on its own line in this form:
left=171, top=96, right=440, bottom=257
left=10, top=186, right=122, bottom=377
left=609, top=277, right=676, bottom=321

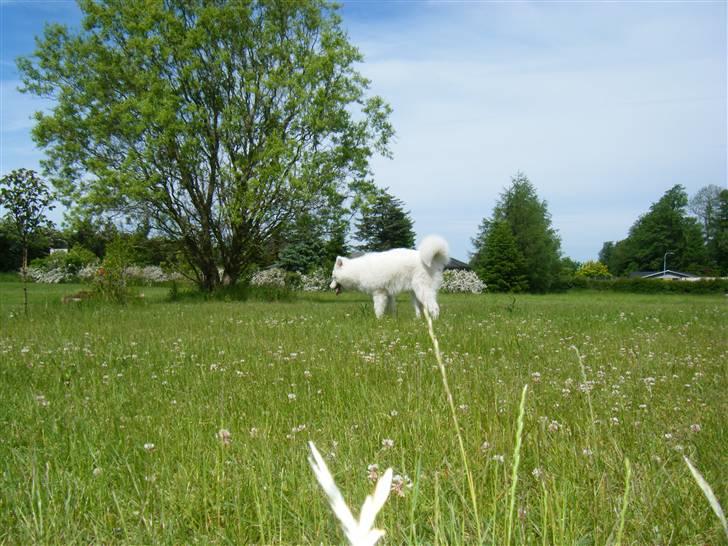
left=710, top=189, right=728, bottom=274
left=19, top=0, right=393, bottom=291
left=354, top=189, right=415, bottom=252
left=473, top=173, right=562, bottom=292
left=689, top=185, right=728, bottom=273
left=470, top=219, right=528, bottom=292
left=689, top=184, right=723, bottom=241
left=605, top=185, right=707, bottom=275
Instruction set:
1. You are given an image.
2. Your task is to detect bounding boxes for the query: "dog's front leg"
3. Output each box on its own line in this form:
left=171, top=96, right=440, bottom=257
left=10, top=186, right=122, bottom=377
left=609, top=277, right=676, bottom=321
left=412, top=294, right=423, bottom=318
left=373, top=291, right=388, bottom=319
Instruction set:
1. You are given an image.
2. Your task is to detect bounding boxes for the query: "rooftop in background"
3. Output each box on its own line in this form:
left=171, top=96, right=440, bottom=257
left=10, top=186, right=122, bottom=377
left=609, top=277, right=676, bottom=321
left=630, top=270, right=698, bottom=280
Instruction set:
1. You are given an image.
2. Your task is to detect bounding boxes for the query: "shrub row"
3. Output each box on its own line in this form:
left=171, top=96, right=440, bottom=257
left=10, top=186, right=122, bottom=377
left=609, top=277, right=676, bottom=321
left=572, top=277, right=728, bottom=294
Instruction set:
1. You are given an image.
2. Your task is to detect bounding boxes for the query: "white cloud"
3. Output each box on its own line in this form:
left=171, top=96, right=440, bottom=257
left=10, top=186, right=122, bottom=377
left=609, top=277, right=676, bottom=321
left=346, top=2, right=726, bottom=261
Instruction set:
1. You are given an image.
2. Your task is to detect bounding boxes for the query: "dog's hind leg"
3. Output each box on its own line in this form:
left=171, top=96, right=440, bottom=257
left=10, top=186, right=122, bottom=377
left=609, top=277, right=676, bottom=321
left=373, top=290, right=388, bottom=319
left=414, top=286, right=439, bottom=319
left=387, top=295, right=397, bottom=315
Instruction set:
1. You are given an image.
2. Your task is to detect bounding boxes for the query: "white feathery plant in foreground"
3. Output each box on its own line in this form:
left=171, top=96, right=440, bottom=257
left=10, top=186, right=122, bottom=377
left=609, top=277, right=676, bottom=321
left=308, top=441, right=393, bottom=546
left=683, top=456, right=728, bottom=539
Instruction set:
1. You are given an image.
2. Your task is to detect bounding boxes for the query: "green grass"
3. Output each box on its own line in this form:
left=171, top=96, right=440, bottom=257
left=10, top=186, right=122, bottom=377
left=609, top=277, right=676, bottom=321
left=1, top=282, right=726, bottom=544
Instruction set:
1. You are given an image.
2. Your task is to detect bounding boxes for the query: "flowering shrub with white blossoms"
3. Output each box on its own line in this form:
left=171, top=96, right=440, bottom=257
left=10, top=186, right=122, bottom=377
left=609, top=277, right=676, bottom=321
left=300, top=270, right=330, bottom=292
left=251, top=268, right=330, bottom=292
left=250, top=267, right=289, bottom=288
left=440, top=269, right=486, bottom=294
left=124, top=266, right=183, bottom=285
left=28, top=263, right=182, bottom=285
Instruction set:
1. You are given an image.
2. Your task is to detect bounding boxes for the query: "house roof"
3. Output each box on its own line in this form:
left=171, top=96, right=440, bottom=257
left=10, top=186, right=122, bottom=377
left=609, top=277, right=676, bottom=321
left=347, top=252, right=471, bottom=270
left=630, top=270, right=698, bottom=279
left=445, top=258, right=471, bottom=270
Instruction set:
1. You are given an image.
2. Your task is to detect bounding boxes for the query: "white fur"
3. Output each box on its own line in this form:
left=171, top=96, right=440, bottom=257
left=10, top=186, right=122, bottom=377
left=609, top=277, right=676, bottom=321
left=330, top=235, right=450, bottom=319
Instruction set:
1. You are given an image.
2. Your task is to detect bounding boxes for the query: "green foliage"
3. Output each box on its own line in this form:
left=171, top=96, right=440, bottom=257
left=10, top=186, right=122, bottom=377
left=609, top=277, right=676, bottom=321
left=708, top=189, right=728, bottom=274
left=355, top=189, right=415, bottom=251
left=277, top=208, right=348, bottom=273
left=604, top=185, right=708, bottom=276
left=0, top=169, right=54, bottom=271
left=92, top=238, right=137, bottom=303
left=572, top=277, right=728, bottom=294
left=470, top=220, right=528, bottom=292
left=0, top=217, right=56, bottom=272
left=472, top=173, right=562, bottom=292
left=575, top=260, right=612, bottom=280
left=31, top=245, right=98, bottom=274
left=19, top=0, right=393, bottom=291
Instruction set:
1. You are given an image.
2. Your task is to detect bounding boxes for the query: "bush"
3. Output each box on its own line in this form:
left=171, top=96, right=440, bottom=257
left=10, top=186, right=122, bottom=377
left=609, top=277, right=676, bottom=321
left=572, top=277, right=728, bottom=294
left=300, top=270, right=330, bottom=292
left=440, top=270, right=487, bottom=294
left=575, top=260, right=612, bottom=280
left=92, top=238, right=135, bottom=303
left=27, top=245, right=99, bottom=283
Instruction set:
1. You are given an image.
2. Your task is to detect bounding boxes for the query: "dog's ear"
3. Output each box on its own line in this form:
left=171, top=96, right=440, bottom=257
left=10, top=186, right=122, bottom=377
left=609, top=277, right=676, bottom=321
left=335, top=257, right=344, bottom=268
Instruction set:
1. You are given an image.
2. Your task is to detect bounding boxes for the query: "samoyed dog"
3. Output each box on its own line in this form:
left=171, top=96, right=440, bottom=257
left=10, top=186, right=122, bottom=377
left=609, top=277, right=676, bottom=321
left=330, top=235, right=450, bottom=319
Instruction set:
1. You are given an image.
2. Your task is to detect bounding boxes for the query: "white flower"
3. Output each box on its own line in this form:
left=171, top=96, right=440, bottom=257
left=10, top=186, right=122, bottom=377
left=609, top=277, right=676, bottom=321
left=217, top=428, right=232, bottom=446
left=390, top=474, right=413, bottom=497
left=381, top=438, right=394, bottom=449
left=288, top=393, right=297, bottom=401
left=143, top=443, right=155, bottom=452
left=690, top=424, right=701, bottom=433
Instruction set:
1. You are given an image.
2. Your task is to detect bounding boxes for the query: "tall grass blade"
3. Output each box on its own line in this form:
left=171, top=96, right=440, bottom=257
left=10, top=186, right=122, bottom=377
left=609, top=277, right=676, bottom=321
left=506, top=384, right=528, bottom=546
left=614, top=458, right=631, bottom=546
left=423, top=306, right=482, bottom=543
left=683, top=456, right=728, bottom=539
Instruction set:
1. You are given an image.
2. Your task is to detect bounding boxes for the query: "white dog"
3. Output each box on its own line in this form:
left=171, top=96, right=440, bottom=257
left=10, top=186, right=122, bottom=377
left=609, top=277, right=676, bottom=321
left=330, top=235, right=450, bottom=319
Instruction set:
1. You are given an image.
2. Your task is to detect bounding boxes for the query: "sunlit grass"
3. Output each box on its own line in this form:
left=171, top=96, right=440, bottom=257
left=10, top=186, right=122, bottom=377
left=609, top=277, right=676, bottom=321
left=0, top=282, right=725, bottom=543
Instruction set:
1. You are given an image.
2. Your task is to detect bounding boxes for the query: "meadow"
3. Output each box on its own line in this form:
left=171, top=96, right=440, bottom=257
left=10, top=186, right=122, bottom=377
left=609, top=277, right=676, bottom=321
left=0, top=282, right=725, bottom=545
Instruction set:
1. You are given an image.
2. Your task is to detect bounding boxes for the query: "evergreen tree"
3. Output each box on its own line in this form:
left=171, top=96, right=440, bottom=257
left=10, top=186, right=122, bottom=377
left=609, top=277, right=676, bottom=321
left=470, top=220, right=528, bottom=292
left=355, top=190, right=415, bottom=251
left=473, top=173, right=561, bottom=292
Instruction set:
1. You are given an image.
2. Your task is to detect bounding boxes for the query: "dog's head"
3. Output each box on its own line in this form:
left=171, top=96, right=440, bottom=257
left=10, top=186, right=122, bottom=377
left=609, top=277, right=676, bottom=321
left=330, top=256, right=347, bottom=295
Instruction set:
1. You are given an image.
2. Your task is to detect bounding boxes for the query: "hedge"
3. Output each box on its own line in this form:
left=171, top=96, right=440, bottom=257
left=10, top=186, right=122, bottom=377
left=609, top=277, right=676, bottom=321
left=571, top=277, right=728, bottom=294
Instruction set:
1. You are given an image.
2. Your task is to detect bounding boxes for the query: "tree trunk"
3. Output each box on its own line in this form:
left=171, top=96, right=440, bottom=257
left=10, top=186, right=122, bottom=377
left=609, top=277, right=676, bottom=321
left=199, top=262, right=220, bottom=292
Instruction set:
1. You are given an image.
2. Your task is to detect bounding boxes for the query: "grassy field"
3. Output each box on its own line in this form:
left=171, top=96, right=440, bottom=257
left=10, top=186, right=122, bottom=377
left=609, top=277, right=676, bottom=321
left=0, top=281, right=726, bottom=544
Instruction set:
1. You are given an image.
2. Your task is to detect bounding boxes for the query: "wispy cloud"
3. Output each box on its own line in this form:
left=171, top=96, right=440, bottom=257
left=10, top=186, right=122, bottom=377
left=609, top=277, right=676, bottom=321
left=346, top=1, right=726, bottom=260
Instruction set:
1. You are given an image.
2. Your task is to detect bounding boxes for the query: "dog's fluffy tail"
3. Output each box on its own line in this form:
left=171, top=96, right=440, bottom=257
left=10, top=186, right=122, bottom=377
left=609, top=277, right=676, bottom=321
left=418, top=235, right=450, bottom=269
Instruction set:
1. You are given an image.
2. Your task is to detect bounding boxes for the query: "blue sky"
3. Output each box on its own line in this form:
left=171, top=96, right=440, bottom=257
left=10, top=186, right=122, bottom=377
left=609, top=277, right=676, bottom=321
left=1, top=1, right=726, bottom=262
